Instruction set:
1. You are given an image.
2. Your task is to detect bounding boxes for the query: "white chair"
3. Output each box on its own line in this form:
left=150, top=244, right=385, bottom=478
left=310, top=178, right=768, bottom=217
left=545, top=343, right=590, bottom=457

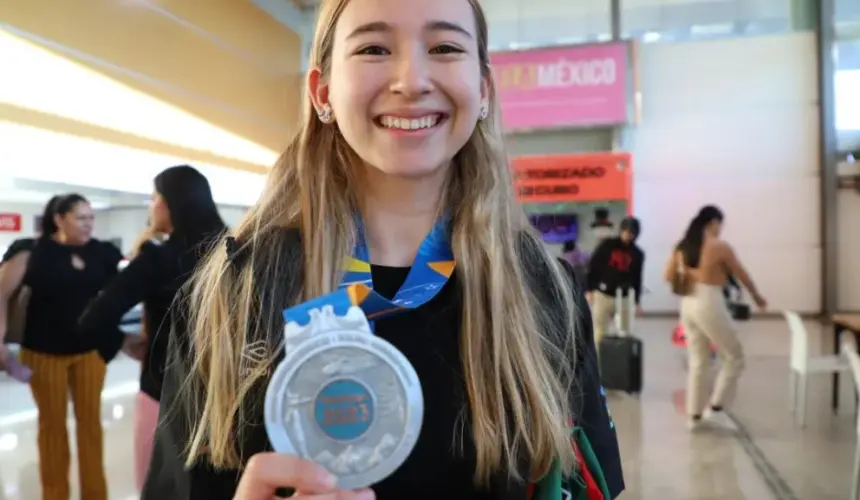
left=784, top=310, right=851, bottom=426
left=839, top=339, right=860, bottom=500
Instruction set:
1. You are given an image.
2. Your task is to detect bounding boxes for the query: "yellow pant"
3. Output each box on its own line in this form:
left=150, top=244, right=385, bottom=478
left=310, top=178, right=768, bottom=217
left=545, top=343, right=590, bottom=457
left=21, top=349, right=107, bottom=500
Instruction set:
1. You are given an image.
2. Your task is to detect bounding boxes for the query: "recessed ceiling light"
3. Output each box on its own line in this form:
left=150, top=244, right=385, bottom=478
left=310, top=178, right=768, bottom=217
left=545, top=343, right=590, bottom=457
left=642, top=32, right=661, bottom=43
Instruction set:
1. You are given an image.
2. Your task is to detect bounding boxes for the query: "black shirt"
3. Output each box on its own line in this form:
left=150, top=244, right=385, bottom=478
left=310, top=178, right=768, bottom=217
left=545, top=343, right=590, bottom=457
left=586, top=237, right=645, bottom=304
left=22, top=239, right=123, bottom=355
left=79, top=239, right=203, bottom=401
left=142, top=237, right=624, bottom=500
left=1, top=238, right=35, bottom=264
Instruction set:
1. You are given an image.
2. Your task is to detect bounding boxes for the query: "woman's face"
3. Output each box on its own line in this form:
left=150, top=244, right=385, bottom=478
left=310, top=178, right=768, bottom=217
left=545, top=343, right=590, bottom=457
left=149, top=192, right=172, bottom=233
left=313, top=0, right=487, bottom=180
left=55, top=202, right=94, bottom=245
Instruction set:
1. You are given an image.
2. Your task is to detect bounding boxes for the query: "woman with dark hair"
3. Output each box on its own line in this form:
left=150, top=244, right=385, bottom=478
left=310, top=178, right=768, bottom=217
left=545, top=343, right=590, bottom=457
left=37, top=195, right=62, bottom=236
left=0, top=195, right=64, bottom=382
left=0, top=193, right=123, bottom=500
left=79, top=164, right=226, bottom=490
left=664, top=205, right=766, bottom=431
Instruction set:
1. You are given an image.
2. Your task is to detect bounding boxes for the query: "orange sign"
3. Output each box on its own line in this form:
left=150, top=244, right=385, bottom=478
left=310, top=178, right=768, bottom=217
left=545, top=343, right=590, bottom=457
left=513, top=152, right=632, bottom=204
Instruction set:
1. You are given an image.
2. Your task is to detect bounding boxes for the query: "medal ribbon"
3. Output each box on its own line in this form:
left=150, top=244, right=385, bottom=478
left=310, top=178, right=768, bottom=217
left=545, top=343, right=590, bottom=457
left=283, top=216, right=455, bottom=326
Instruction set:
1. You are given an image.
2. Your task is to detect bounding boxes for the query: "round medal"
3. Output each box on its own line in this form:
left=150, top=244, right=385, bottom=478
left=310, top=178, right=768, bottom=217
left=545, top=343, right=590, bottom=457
left=265, top=306, right=424, bottom=490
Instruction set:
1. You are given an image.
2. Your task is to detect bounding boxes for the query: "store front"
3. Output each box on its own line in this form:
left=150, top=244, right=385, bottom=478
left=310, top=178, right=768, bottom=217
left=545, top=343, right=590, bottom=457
left=491, top=40, right=639, bottom=254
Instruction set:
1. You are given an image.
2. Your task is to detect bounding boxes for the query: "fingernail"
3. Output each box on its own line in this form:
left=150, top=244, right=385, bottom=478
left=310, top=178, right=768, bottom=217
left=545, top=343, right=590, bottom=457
left=355, top=489, right=375, bottom=500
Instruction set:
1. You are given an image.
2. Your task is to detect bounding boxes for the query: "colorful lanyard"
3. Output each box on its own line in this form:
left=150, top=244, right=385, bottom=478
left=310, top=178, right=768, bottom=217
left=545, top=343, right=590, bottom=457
left=283, top=217, right=455, bottom=326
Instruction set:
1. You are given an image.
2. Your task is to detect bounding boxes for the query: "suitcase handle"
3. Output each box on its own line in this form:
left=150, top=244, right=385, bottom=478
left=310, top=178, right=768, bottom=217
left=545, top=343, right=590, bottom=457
left=614, top=287, right=636, bottom=336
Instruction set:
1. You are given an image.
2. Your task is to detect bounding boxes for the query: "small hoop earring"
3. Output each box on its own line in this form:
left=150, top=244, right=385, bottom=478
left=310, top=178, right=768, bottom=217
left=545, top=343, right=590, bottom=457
left=479, top=105, right=488, bottom=121
left=318, top=105, right=333, bottom=123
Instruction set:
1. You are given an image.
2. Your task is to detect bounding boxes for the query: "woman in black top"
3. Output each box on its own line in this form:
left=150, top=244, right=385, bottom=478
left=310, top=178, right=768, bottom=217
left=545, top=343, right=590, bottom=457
left=79, top=165, right=226, bottom=491
left=0, top=194, right=123, bottom=500
left=143, top=1, right=624, bottom=499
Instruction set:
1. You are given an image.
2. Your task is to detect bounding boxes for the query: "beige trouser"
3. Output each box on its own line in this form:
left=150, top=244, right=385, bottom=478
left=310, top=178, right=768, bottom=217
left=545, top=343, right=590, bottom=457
left=681, top=283, right=745, bottom=416
left=592, top=290, right=631, bottom=346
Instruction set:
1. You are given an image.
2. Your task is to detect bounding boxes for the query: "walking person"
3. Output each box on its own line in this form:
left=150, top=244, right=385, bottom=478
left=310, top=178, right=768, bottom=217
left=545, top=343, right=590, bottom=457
left=586, top=216, right=645, bottom=346
left=664, top=205, right=767, bottom=430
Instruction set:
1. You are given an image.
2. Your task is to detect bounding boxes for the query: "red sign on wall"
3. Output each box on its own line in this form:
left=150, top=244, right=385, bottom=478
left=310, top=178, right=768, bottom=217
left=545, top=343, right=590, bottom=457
left=0, top=213, right=23, bottom=232
left=512, top=152, right=633, bottom=205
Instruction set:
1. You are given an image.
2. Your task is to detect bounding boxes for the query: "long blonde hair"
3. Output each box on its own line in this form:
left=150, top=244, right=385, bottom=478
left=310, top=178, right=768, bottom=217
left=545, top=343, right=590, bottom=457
left=180, top=0, right=578, bottom=485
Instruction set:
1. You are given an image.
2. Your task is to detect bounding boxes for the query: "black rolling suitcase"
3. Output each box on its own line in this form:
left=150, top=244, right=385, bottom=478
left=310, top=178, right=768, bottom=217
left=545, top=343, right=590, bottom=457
left=598, top=288, right=643, bottom=394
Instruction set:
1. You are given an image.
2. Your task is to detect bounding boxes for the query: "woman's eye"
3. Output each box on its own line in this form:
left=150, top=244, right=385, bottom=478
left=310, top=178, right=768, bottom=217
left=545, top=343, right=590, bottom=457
left=431, top=44, right=465, bottom=55
left=356, top=45, right=389, bottom=56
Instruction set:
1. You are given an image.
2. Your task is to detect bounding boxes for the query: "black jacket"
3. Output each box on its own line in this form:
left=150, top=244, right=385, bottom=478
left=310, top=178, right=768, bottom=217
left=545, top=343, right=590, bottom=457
left=79, top=238, right=210, bottom=400
left=142, top=230, right=624, bottom=499
left=586, top=237, right=645, bottom=304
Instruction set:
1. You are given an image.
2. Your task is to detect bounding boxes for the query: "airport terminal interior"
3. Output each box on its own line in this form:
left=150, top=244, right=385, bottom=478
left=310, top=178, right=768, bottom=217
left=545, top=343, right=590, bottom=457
left=1, top=0, right=860, bottom=499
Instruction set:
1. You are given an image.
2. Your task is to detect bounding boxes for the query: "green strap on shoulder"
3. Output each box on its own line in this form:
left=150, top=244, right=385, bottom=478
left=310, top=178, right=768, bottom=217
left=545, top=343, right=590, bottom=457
left=571, top=427, right=611, bottom=499
left=530, top=427, right=611, bottom=500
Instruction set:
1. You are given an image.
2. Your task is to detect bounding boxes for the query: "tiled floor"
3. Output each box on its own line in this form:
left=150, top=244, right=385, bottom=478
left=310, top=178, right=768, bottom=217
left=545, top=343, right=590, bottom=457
left=0, top=318, right=855, bottom=499
left=0, top=359, right=141, bottom=500
left=730, top=318, right=857, bottom=500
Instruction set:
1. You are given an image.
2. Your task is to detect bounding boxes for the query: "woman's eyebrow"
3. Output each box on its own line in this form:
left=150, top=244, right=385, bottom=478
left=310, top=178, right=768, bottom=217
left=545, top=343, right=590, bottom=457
left=346, top=20, right=474, bottom=40
left=425, top=20, right=473, bottom=38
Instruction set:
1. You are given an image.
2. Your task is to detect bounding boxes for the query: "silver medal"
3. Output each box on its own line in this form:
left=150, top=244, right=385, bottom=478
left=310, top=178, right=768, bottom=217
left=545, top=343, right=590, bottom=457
left=264, top=305, right=424, bottom=490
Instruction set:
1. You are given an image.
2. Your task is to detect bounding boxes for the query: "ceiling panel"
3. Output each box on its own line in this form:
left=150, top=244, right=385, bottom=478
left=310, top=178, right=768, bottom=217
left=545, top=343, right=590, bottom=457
left=5, top=178, right=151, bottom=209
left=0, top=0, right=305, bottom=163
left=0, top=121, right=266, bottom=207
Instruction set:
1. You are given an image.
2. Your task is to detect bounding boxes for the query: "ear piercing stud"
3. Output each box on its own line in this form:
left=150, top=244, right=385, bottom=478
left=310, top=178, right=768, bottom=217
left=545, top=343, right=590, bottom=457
left=318, top=105, right=334, bottom=123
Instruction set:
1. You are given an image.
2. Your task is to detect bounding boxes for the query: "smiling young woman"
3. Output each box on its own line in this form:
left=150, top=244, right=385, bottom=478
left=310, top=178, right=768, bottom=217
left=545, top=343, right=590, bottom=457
left=141, top=1, right=623, bottom=499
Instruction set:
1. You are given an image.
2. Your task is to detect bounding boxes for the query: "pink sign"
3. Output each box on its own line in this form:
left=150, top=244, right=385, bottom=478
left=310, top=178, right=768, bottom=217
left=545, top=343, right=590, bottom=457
left=491, top=42, right=631, bottom=131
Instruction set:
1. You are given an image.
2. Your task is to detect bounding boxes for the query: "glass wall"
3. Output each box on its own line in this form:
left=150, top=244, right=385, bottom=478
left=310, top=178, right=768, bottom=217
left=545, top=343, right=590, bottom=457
left=480, top=0, right=858, bottom=152
left=485, top=0, right=610, bottom=51
left=836, top=0, right=860, bottom=26
left=835, top=0, right=860, bottom=152
left=836, top=39, right=860, bottom=151
left=482, top=0, right=818, bottom=51
left=620, top=0, right=799, bottom=42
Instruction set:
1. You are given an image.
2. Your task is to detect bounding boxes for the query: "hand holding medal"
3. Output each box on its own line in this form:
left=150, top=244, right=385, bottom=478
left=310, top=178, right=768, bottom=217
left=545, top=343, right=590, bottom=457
left=233, top=452, right=375, bottom=500
left=262, top=217, right=454, bottom=490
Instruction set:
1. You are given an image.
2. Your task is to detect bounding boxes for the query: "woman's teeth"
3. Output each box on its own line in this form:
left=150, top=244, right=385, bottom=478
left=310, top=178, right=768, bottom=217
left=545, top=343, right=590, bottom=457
left=379, top=114, right=441, bottom=131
